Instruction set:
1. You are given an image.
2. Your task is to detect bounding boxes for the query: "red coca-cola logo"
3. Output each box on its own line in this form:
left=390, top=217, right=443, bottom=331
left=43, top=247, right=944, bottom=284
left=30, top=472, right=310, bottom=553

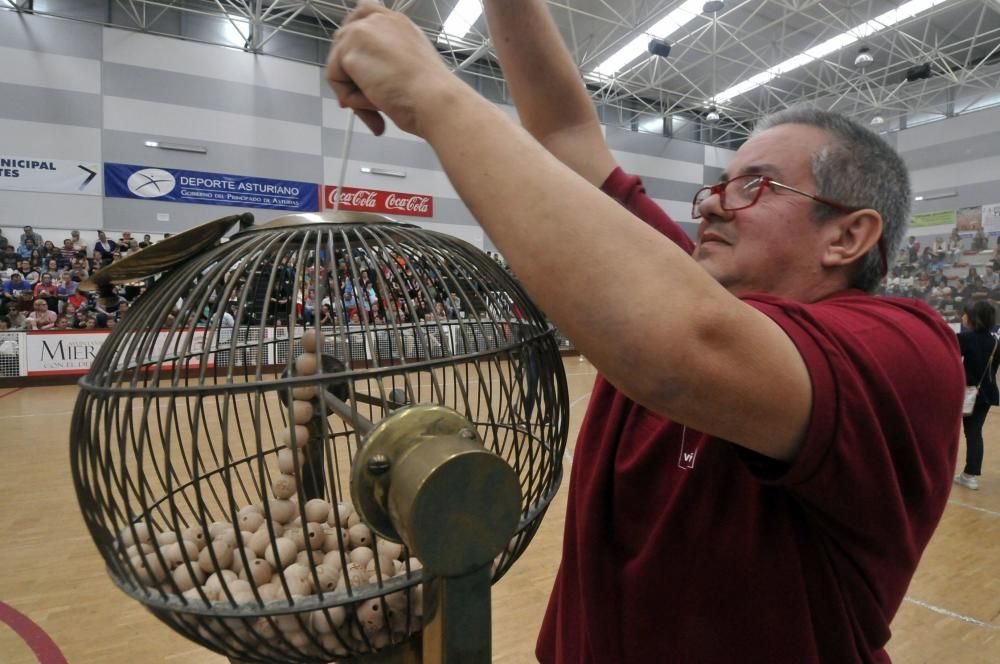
left=385, top=193, right=431, bottom=213
left=323, top=185, right=433, bottom=217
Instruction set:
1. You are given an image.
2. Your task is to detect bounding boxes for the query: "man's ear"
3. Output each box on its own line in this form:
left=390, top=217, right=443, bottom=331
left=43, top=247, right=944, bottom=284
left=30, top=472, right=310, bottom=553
left=821, top=209, right=884, bottom=269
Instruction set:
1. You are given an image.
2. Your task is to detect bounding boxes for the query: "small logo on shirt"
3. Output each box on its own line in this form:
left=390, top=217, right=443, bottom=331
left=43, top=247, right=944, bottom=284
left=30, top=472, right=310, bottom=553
left=677, top=426, right=697, bottom=470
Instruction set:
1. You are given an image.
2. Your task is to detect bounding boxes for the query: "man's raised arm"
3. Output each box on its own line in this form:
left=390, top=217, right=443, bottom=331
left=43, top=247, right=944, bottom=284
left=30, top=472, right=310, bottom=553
left=483, top=0, right=617, bottom=186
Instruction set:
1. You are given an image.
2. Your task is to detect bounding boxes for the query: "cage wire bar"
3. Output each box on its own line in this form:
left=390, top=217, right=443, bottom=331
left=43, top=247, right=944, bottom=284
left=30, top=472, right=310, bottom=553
left=70, top=213, right=569, bottom=663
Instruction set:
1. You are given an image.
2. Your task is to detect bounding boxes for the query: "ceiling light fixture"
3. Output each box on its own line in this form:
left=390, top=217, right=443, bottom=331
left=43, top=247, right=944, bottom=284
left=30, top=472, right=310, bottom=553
left=706, top=109, right=721, bottom=123
left=854, top=46, right=874, bottom=67
left=588, top=0, right=703, bottom=79
left=703, top=1, right=725, bottom=14
left=714, top=0, right=949, bottom=103
left=437, top=0, right=482, bottom=45
left=870, top=115, right=885, bottom=126
left=914, top=191, right=956, bottom=201
left=144, top=140, right=208, bottom=154
left=361, top=167, right=407, bottom=178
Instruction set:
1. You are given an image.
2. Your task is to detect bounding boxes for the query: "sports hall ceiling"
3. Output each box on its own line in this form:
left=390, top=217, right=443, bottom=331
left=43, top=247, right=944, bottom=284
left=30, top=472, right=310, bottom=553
left=6, top=0, right=1000, bottom=148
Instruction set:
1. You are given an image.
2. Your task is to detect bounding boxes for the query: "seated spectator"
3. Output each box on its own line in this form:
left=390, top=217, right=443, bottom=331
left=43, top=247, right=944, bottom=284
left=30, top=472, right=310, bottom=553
left=20, top=225, right=42, bottom=248
left=16, top=237, right=37, bottom=259
left=93, top=231, right=116, bottom=261
left=55, top=316, right=70, bottom=330
left=972, top=228, right=989, bottom=251
left=0, top=229, right=6, bottom=251
left=2, top=246, right=17, bottom=270
left=7, top=309, right=26, bottom=330
left=26, top=298, right=57, bottom=330
left=2, top=271, right=28, bottom=315
left=70, top=230, right=87, bottom=255
left=17, top=259, right=38, bottom=285
left=44, top=258, right=60, bottom=275
left=33, top=273, right=59, bottom=312
left=60, top=238, right=77, bottom=265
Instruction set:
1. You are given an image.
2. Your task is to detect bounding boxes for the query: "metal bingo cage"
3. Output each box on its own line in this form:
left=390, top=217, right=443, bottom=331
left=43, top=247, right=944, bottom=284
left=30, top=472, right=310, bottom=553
left=70, top=211, right=569, bottom=663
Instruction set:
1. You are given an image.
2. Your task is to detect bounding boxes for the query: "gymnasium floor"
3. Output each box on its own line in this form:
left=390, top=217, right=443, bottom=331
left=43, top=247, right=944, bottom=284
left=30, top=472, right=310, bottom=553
left=1, top=357, right=998, bottom=663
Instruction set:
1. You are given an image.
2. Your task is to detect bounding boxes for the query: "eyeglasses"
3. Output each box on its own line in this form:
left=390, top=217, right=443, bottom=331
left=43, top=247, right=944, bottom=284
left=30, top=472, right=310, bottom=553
left=692, top=174, right=887, bottom=276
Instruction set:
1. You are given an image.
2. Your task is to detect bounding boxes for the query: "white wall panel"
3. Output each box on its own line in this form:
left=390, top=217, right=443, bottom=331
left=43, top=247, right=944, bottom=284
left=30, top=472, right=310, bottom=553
left=0, top=46, right=100, bottom=94
left=897, top=105, right=1000, bottom=153
left=102, top=29, right=320, bottom=97
left=104, top=96, right=322, bottom=156
left=0, top=119, right=101, bottom=159
left=910, top=154, right=1000, bottom=192
left=610, top=150, right=703, bottom=184
left=0, top=190, right=103, bottom=229
left=652, top=198, right=696, bottom=226
left=323, top=158, right=459, bottom=199
left=703, top=145, right=736, bottom=170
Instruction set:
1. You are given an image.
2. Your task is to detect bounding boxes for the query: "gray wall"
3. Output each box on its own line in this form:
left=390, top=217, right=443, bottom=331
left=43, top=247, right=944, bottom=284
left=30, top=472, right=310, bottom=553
left=0, top=10, right=729, bottom=249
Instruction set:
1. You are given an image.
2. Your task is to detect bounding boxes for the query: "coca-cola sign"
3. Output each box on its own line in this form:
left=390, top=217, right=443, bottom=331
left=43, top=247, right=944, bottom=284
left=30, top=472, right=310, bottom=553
left=323, top=185, right=433, bottom=217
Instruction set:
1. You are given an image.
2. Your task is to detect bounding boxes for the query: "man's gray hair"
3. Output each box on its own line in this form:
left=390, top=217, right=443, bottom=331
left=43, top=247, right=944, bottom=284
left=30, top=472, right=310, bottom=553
left=754, top=107, right=910, bottom=293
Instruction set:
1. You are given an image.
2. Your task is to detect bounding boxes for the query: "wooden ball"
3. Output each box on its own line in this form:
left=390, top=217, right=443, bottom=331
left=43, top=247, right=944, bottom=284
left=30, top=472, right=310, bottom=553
left=131, top=554, right=167, bottom=585
left=365, top=553, right=398, bottom=579
left=198, top=540, right=234, bottom=573
left=263, top=537, right=297, bottom=569
left=301, top=329, right=318, bottom=353
left=182, top=526, right=208, bottom=550
left=171, top=562, right=206, bottom=592
left=292, top=385, right=318, bottom=400
left=356, top=598, right=386, bottom=631
left=272, top=473, right=298, bottom=500
left=239, top=558, right=273, bottom=587
left=280, top=425, right=310, bottom=450
left=348, top=523, right=371, bottom=548
left=268, top=499, right=297, bottom=524
left=230, top=546, right=257, bottom=575
left=204, top=569, right=238, bottom=600
left=119, top=523, right=152, bottom=547
left=330, top=502, right=355, bottom=528
left=346, top=511, right=361, bottom=528
left=277, top=447, right=300, bottom=475
left=304, top=499, right=331, bottom=524
left=349, top=546, right=375, bottom=568
left=310, top=605, right=346, bottom=634
left=124, top=543, right=153, bottom=559
left=313, top=565, right=339, bottom=593
left=238, top=511, right=265, bottom=532
left=295, top=352, right=319, bottom=376
left=247, top=528, right=273, bottom=557
left=208, top=521, right=233, bottom=539
left=304, top=523, right=325, bottom=550
left=291, top=400, right=314, bottom=424
left=155, top=531, right=180, bottom=546
left=321, top=528, right=347, bottom=553
left=322, top=550, right=345, bottom=571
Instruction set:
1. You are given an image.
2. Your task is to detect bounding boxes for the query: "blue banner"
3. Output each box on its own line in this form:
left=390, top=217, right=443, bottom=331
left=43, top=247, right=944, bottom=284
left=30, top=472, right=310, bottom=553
left=104, top=163, right=318, bottom=212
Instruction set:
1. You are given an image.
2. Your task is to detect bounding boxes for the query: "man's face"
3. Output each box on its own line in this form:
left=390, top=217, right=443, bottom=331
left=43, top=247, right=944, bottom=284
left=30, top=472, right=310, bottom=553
left=19, top=261, right=29, bottom=271
left=693, top=123, right=840, bottom=299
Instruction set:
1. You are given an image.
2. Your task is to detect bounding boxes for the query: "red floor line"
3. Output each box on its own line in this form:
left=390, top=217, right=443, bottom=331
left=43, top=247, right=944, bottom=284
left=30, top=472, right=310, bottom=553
left=0, top=601, right=68, bottom=664
left=0, top=387, right=25, bottom=399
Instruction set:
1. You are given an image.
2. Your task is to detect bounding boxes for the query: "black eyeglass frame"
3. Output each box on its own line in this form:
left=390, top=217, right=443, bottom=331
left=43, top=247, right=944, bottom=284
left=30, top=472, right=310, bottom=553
left=691, top=174, right=887, bottom=277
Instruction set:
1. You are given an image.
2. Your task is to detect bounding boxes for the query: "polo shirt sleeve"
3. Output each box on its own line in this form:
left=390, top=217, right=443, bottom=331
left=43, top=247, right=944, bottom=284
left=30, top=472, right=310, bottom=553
left=737, top=293, right=963, bottom=589
left=600, top=167, right=696, bottom=255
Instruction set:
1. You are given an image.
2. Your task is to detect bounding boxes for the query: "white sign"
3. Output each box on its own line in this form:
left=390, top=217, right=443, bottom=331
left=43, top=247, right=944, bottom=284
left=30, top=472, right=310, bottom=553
left=25, top=331, right=109, bottom=375
left=0, top=155, right=102, bottom=196
left=983, top=203, right=1000, bottom=233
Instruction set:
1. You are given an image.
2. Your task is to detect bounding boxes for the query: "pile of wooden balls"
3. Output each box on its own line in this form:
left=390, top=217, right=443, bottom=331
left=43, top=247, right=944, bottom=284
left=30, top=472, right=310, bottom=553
left=118, top=329, right=423, bottom=656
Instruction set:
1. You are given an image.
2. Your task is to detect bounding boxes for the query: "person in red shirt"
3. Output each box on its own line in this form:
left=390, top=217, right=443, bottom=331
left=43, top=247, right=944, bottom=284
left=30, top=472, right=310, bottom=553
left=325, top=3, right=964, bottom=662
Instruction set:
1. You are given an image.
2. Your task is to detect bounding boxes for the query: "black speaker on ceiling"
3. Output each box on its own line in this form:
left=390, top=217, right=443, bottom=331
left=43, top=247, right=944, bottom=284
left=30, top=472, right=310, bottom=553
left=905, top=63, right=932, bottom=82
left=648, top=38, right=672, bottom=58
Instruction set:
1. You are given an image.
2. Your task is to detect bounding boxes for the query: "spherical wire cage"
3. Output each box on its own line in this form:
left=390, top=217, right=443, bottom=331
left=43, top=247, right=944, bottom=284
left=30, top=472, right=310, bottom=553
left=70, top=211, right=569, bottom=663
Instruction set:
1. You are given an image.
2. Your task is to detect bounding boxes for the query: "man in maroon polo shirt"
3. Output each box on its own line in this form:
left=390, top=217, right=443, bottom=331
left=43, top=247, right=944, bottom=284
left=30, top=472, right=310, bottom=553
left=325, top=2, right=963, bottom=662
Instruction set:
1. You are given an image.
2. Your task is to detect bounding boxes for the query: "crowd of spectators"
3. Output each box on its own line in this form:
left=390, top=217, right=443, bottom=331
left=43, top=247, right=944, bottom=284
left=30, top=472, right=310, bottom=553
left=5, top=219, right=989, bottom=335
left=876, top=226, right=999, bottom=324
left=0, top=225, right=161, bottom=331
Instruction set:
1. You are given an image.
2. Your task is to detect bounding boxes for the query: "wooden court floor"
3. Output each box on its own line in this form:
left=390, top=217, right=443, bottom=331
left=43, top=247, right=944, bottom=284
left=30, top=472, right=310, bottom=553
left=1, top=357, right=998, bottom=663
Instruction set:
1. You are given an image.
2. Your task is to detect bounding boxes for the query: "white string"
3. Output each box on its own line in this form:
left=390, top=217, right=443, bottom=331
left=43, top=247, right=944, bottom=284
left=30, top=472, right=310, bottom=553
left=332, top=112, right=356, bottom=213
